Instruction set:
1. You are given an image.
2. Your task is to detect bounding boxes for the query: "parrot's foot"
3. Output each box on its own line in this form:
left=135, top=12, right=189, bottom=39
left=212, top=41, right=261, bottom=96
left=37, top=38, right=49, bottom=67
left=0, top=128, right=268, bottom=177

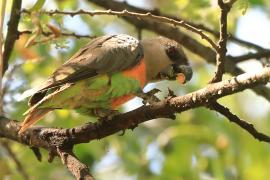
left=138, top=88, right=161, bottom=105
left=93, top=108, right=120, bottom=121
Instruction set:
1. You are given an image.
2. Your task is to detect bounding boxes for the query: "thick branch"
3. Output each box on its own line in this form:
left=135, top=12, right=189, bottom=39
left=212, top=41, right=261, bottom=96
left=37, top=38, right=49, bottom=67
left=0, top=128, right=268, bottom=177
left=3, top=0, right=22, bottom=74
left=0, top=67, right=269, bottom=149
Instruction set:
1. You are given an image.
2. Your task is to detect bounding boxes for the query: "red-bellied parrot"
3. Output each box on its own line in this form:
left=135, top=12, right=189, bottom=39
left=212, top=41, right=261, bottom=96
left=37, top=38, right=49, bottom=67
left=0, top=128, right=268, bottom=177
left=19, top=34, right=192, bottom=134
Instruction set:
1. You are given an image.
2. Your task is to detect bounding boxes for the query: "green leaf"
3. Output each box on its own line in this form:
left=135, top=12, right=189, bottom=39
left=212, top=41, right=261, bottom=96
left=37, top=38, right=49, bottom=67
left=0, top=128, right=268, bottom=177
left=30, top=0, right=46, bottom=11
left=237, top=0, right=250, bottom=15
left=250, top=0, right=264, bottom=5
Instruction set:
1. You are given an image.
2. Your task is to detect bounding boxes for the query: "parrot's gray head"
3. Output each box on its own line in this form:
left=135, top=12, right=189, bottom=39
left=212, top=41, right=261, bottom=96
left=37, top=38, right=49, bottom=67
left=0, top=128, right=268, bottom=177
left=141, top=37, right=192, bottom=84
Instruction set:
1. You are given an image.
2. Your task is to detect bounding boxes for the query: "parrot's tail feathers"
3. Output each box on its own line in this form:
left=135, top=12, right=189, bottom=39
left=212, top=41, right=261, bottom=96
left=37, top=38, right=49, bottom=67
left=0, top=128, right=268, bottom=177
left=18, top=109, right=51, bottom=134
left=22, top=104, right=39, bottom=116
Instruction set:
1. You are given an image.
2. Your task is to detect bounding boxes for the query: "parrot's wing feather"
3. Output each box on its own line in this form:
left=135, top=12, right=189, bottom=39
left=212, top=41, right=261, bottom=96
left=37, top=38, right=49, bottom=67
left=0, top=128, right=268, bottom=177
left=28, top=34, right=144, bottom=105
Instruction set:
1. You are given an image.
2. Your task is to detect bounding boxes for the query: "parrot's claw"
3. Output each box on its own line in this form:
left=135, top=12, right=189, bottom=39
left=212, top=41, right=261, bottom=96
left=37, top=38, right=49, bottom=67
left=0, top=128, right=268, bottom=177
left=167, top=88, right=176, bottom=98
left=138, top=88, right=161, bottom=105
left=93, top=108, right=120, bottom=121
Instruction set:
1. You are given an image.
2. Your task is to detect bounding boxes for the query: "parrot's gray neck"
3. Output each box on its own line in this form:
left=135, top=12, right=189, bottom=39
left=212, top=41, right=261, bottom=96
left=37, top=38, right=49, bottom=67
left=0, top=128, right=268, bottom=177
left=141, top=39, right=172, bottom=82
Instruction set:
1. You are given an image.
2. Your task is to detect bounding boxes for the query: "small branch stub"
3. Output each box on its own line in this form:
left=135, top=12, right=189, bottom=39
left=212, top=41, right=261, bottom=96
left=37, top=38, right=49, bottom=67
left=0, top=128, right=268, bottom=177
left=57, top=148, right=94, bottom=180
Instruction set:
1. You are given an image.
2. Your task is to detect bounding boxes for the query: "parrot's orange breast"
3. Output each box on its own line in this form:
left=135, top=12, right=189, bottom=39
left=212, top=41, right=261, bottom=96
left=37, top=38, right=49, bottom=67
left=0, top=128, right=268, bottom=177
left=111, top=58, right=146, bottom=108
left=122, top=58, right=147, bottom=88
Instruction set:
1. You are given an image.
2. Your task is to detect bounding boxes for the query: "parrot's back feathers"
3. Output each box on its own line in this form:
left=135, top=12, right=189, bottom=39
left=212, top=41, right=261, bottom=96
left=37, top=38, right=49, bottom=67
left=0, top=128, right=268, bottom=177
left=27, top=34, right=143, bottom=106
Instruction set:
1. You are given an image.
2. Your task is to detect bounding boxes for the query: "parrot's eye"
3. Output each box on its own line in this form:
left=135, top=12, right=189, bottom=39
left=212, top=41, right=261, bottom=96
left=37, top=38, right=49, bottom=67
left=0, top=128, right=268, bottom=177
left=165, top=45, right=189, bottom=65
left=166, top=46, right=178, bottom=61
left=165, top=45, right=185, bottom=63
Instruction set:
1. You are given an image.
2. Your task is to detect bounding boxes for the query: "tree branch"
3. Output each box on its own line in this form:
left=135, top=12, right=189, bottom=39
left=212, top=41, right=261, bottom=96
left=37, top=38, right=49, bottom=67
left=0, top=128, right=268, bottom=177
left=21, top=9, right=218, bottom=51
left=3, top=0, right=22, bottom=75
left=0, top=67, right=269, bottom=149
left=208, top=101, right=270, bottom=142
left=0, top=0, right=7, bottom=116
left=90, top=0, right=264, bottom=51
left=210, top=0, right=233, bottom=83
left=0, top=68, right=268, bottom=179
left=229, top=50, right=270, bottom=63
left=19, top=30, right=96, bottom=39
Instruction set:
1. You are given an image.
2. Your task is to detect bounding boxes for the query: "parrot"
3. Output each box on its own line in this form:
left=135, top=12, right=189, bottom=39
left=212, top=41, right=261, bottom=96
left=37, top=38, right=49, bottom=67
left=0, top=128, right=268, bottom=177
left=18, top=34, right=192, bottom=134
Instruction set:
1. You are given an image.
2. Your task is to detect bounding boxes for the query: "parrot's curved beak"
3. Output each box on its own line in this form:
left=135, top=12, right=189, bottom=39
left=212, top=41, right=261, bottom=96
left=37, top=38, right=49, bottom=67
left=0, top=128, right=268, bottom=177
left=175, top=65, right=193, bottom=84
left=156, top=64, right=193, bottom=84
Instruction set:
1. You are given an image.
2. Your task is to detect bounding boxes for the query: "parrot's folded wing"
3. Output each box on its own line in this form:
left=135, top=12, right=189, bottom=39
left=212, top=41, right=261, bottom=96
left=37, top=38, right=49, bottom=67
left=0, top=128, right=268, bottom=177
left=27, top=34, right=143, bottom=106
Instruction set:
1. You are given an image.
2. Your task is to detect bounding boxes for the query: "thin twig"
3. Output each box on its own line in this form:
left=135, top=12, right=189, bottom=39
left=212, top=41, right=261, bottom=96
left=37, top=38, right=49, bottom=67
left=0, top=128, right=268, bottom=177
left=155, top=9, right=264, bottom=50
left=197, top=24, right=265, bottom=50
left=228, top=34, right=265, bottom=50
left=229, top=50, right=270, bottom=63
left=89, top=0, right=264, bottom=51
left=19, top=30, right=96, bottom=39
left=210, top=0, right=234, bottom=83
left=21, top=9, right=218, bottom=51
left=208, top=102, right=270, bottom=142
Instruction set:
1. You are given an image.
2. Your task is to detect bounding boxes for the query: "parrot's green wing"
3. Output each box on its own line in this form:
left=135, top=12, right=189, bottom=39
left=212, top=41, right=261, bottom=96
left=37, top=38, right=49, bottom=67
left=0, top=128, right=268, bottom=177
left=29, top=34, right=143, bottom=106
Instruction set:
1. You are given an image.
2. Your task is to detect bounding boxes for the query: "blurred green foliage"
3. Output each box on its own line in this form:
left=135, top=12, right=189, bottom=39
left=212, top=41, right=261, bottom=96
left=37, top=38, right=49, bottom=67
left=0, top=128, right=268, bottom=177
left=1, top=0, right=270, bottom=179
